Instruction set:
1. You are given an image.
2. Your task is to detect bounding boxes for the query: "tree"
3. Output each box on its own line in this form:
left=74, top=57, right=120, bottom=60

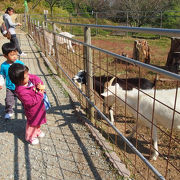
left=31, top=0, right=42, bottom=10
left=85, top=0, right=111, bottom=12
left=56, top=0, right=74, bottom=13
left=45, top=0, right=61, bottom=16
left=111, top=0, right=175, bottom=27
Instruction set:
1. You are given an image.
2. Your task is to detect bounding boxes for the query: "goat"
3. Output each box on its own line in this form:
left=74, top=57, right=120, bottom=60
left=101, top=83, right=180, bottom=160
left=43, top=30, right=75, bottom=55
left=72, top=70, right=156, bottom=124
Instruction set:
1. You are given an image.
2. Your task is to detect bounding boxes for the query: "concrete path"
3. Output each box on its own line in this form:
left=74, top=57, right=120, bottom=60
left=0, top=31, right=119, bottom=179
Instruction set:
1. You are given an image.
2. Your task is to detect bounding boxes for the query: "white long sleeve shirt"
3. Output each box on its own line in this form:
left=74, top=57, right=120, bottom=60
left=3, top=13, right=18, bottom=35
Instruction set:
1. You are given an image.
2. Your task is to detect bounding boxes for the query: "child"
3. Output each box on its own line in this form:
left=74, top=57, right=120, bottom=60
left=8, top=63, right=48, bottom=145
left=0, top=42, right=24, bottom=119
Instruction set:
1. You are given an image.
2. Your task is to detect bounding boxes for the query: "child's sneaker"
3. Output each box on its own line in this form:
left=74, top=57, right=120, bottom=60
left=30, top=138, right=39, bottom=145
left=4, top=113, right=14, bottom=119
left=38, top=131, right=45, bottom=138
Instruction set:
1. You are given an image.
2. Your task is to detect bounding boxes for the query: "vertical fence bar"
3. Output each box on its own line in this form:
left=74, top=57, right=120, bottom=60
left=126, top=11, right=129, bottom=37
left=44, top=12, right=47, bottom=28
left=27, top=15, right=30, bottom=35
left=84, top=26, right=94, bottom=123
left=32, top=20, right=35, bottom=39
left=52, top=23, right=61, bottom=77
left=32, top=19, right=34, bottom=37
left=95, top=12, right=98, bottom=36
left=42, top=22, right=47, bottom=57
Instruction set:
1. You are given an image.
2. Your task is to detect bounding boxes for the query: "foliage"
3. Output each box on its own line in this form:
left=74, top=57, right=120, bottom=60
left=110, top=0, right=180, bottom=28
left=56, top=0, right=74, bottom=13
left=162, top=8, right=180, bottom=28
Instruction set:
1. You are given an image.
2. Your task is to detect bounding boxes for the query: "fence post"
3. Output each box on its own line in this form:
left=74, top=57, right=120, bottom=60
left=34, top=20, right=38, bottom=44
left=37, top=20, right=41, bottom=47
left=32, top=19, right=34, bottom=37
left=52, top=23, right=61, bottom=77
left=95, top=12, right=98, bottom=36
left=27, top=15, right=30, bottom=35
left=126, top=11, right=129, bottom=37
left=160, top=11, right=163, bottom=28
left=42, top=22, right=47, bottom=57
left=84, top=26, right=94, bottom=123
left=69, top=14, right=73, bottom=34
left=33, top=20, right=35, bottom=39
left=44, top=12, right=47, bottom=28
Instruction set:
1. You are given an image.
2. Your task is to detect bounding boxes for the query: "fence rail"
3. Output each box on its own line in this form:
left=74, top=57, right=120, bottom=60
left=26, top=15, right=180, bottom=180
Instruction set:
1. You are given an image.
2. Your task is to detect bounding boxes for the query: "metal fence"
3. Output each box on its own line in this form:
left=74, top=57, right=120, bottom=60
left=27, top=16, right=180, bottom=180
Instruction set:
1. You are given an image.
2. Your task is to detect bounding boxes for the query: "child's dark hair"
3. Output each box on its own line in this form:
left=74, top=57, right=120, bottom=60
left=5, top=7, right=14, bottom=14
left=2, top=43, right=18, bottom=56
left=9, top=63, right=29, bottom=85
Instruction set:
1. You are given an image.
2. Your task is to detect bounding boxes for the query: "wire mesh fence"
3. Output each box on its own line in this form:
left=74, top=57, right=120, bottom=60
left=27, top=16, right=180, bottom=180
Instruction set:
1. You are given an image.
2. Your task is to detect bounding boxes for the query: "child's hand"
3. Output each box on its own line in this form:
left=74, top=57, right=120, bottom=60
left=37, top=83, right=45, bottom=90
left=39, top=89, right=45, bottom=94
left=0, top=86, right=2, bottom=90
left=33, top=87, right=38, bottom=93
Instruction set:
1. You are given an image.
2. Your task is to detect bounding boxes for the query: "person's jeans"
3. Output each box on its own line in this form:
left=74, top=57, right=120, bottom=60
left=10, top=34, right=22, bottom=54
left=5, top=88, right=15, bottom=114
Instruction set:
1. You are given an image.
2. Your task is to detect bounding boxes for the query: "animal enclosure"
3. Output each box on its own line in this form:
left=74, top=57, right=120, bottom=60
left=28, top=17, right=180, bottom=180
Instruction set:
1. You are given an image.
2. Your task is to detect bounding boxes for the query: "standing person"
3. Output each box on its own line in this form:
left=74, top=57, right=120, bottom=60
left=0, top=42, right=24, bottom=119
left=3, top=7, right=26, bottom=56
left=8, top=63, right=47, bottom=145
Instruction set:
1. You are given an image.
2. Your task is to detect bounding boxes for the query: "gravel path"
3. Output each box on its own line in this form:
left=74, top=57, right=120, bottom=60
left=0, top=32, right=119, bottom=179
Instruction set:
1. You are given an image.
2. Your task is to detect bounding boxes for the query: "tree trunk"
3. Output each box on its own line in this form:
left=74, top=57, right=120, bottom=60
left=166, top=37, right=180, bottom=74
left=133, top=40, right=150, bottom=64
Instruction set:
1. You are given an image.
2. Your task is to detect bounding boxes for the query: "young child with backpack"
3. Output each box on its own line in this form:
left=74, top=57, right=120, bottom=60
left=8, top=63, right=50, bottom=145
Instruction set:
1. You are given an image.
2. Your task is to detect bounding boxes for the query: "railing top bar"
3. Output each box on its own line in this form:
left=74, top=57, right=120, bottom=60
left=46, top=20, right=180, bottom=37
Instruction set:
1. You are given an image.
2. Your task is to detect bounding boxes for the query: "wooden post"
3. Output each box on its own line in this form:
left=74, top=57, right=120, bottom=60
left=84, top=26, right=94, bottom=123
left=31, top=19, right=34, bottom=37
left=33, top=20, right=35, bottom=39
left=37, top=20, right=41, bottom=47
left=27, top=15, right=30, bottom=35
left=126, top=11, right=129, bottom=37
left=44, top=10, right=48, bottom=28
left=166, top=37, right=180, bottom=74
left=42, top=22, right=47, bottom=57
left=53, top=23, right=61, bottom=77
left=69, top=14, right=73, bottom=34
left=133, top=40, right=151, bottom=64
left=31, top=20, right=34, bottom=37
left=95, top=12, right=98, bottom=36
left=34, top=20, right=38, bottom=44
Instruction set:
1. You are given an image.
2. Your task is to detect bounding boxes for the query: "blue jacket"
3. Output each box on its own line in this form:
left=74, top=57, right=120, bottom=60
left=0, top=60, right=24, bottom=90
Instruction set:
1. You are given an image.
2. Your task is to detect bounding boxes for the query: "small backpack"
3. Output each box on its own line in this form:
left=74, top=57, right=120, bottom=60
left=0, top=22, right=11, bottom=39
